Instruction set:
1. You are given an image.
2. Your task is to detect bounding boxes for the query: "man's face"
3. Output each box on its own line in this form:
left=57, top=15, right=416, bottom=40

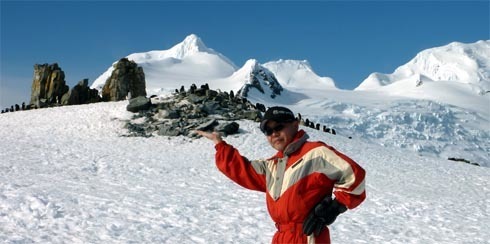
left=264, top=120, right=299, bottom=152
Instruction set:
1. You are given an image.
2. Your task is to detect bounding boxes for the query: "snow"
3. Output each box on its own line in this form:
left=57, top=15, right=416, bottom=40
left=356, top=40, right=490, bottom=94
left=88, top=36, right=489, bottom=168
left=90, top=34, right=237, bottom=95
left=4, top=34, right=488, bottom=242
left=263, top=59, right=337, bottom=91
left=0, top=101, right=489, bottom=243
left=90, top=34, right=338, bottom=100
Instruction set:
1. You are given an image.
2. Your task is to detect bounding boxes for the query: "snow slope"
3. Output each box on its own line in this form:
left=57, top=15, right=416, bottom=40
left=0, top=102, right=489, bottom=243
left=263, top=59, right=337, bottom=92
left=356, top=40, right=490, bottom=95
left=231, top=84, right=489, bottom=168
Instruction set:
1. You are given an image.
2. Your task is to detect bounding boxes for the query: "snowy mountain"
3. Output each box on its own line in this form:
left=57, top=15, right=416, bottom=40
left=233, top=59, right=283, bottom=98
left=91, top=34, right=337, bottom=100
left=88, top=35, right=489, bottom=167
left=211, top=59, right=308, bottom=104
left=356, top=40, right=490, bottom=95
left=1, top=101, right=489, bottom=243
left=91, top=34, right=237, bottom=95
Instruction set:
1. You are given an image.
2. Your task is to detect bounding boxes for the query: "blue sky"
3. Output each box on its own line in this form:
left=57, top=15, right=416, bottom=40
left=1, top=1, right=489, bottom=108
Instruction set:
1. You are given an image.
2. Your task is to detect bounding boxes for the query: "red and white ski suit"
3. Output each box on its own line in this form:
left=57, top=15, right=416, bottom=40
left=214, top=130, right=366, bottom=243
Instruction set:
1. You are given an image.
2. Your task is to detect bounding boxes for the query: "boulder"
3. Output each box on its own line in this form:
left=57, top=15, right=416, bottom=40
left=158, top=124, right=181, bottom=136
left=102, top=58, right=146, bottom=101
left=155, top=109, right=180, bottom=119
left=242, top=110, right=262, bottom=121
left=195, top=119, right=219, bottom=131
left=126, top=96, right=151, bottom=112
left=215, top=122, right=240, bottom=135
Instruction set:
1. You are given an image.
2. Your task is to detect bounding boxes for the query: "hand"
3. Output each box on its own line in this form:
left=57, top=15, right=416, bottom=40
left=195, top=130, right=223, bottom=144
left=302, top=198, right=347, bottom=236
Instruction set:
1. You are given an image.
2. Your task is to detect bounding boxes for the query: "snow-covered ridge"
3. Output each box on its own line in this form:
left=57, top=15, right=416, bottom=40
left=90, top=34, right=338, bottom=97
left=356, top=40, right=490, bottom=94
left=264, top=59, right=337, bottom=91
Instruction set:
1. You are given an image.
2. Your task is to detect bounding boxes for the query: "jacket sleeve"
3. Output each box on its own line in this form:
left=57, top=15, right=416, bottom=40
left=324, top=145, right=366, bottom=209
left=214, top=141, right=267, bottom=192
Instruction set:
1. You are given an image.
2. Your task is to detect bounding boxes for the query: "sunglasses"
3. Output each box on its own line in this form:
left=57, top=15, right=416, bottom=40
left=263, top=124, right=286, bottom=136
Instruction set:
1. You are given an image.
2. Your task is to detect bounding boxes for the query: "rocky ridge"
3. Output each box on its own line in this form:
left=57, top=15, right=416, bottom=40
left=28, top=63, right=101, bottom=109
left=123, top=84, right=264, bottom=138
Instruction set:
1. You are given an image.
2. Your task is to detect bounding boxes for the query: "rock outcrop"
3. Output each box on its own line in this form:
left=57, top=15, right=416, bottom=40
left=30, top=63, right=69, bottom=108
left=236, top=60, right=283, bottom=99
left=102, top=58, right=146, bottom=101
left=61, top=79, right=101, bottom=105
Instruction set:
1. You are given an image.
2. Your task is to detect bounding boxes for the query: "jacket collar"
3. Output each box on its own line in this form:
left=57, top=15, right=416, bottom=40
left=271, top=130, right=309, bottom=159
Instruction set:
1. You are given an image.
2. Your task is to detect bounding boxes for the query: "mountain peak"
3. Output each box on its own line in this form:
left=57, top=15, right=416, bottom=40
left=168, top=34, right=213, bottom=59
left=243, top=59, right=260, bottom=70
left=233, top=59, right=283, bottom=99
left=182, top=34, right=207, bottom=50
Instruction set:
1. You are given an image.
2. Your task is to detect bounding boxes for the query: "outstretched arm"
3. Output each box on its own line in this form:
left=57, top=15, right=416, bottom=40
left=195, top=130, right=223, bottom=144
left=196, top=130, right=267, bottom=192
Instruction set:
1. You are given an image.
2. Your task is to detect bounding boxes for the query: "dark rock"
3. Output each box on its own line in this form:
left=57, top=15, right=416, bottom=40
left=448, top=157, right=479, bottom=166
left=242, top=110, right=261, bottom=121
left=156, top=109, right=180, bottom=119
left=206, top=89, right=218, bottom=98
left=126, top=96, right=151, bottom=112
left=215, top=122, right=240, bottom=135
left=124, top=123, right=152, bottom=138
left=195, top=119, right=219, bottom=131
left=62, top=79, right=102, bottom=105
left=158, top=124, right=181, bottom=136
left=202, top=101, right=221, bottom=114
left=237, top=62, right=283, bottom=98
left=187, top=94, right=205, bottom=104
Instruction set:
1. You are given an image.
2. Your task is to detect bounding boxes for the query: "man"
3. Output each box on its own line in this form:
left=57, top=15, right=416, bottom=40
left=197, top=106, right=366, bottom=243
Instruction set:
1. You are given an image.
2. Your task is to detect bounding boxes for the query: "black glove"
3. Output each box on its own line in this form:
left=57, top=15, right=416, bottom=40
left=302, top=197, right=347, bottom=236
